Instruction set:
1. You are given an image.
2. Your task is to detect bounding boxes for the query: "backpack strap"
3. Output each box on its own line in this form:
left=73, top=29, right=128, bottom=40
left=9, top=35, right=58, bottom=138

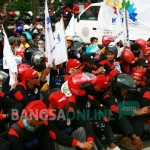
left=11, top=123, right=24, bottom=142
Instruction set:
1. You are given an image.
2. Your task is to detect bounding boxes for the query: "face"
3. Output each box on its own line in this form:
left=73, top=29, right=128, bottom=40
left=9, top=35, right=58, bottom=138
left=66, top=40, right=72, bottom=47
left=137, top=65, right=147, bottom=72
left=106, top=52, right=115, bottom=61
left=92, top=39, right=98, bottom=44
left=20, top=36, right=26, bottom=43
left=34, top=35, right=39, bottom=42
left=144, top=50, right=150, bottom=58
left=69, top=67, right=81, bottom=75
left=133, top=49, right=141, bottom=57
left=86, top=62, right=94, bottom=68
left=31, top=117, right=44, bottom=127
left=120, top=88, right=128, bottom=96
left=37, top=29, right=43, bottom=34
left=132, top=75, right=142, bottom=86
left=29, top=76, right=40, bottom=86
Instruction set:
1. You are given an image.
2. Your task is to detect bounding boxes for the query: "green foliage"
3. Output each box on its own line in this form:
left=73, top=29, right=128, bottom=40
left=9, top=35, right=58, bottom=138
left=6, top=0, right=37, bottom=17
left=52, top=0, right=61, bottom=10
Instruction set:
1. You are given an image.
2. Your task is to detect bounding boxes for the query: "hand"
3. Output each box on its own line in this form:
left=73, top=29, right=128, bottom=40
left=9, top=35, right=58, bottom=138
left=138, top=106, right=150, bottom=115
left=113, top=61, right=120, bottom=66
left=69, top=68, right=81, bottom=75
left=13, top=79, right=18, bottom=89
left=95, top=66, right=105, bottom=74
left=43, top=67, right=51, bottom=76
left=52, top=59, right=57, bottom=70
left=77, top=141, right=93, bottom=150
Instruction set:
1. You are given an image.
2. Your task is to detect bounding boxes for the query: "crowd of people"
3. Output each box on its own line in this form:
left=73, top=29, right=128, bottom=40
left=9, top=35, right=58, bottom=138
left=1, top=4, right=150, bottom=150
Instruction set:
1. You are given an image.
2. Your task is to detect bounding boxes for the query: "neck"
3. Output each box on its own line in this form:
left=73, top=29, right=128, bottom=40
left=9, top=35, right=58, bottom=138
left=27, top=119, right=33, bottom=126
left=21, top=41, right=26, bottom=45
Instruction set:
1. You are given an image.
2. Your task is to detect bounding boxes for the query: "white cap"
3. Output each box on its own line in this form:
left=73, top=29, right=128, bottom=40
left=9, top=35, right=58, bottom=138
left=23, top=24, right=31, bottom=31
left=36, top=24, right=43, bottom=29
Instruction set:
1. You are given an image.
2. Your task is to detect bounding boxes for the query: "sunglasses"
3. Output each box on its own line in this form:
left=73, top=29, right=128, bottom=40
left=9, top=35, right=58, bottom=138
left=32, top=76, right=39, bottom=80
left=74, top=66, right=81, bottom=69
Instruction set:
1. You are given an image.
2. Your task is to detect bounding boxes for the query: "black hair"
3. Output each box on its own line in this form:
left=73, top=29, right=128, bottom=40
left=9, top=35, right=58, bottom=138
left=90, top=37, right=98, bottom=43
left=32, top=33, right=39, bottom=39
left=131, top=43, right=141, bottom=51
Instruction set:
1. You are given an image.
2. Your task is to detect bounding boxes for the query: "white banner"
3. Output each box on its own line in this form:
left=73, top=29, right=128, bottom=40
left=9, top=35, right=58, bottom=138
left=65, top=14, right=75, bottom=36
left=3, top=56, right=22, bottom=69
left=45, top=0, right=55, bottom=67
left=3, top=26, right=18, bottom=87
left=99, top=0, right=150, bottom=42
left=54, top=18, right=68, bottom=65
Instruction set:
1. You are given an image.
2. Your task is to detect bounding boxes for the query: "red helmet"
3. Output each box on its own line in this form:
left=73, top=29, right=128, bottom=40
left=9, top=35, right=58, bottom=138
left=61, top=72, right=97, bottom=96
left=131, top=69, right=145, bottom=80
left=49, top=90, right=69, bottom=108
left=17, top=63, right=31, bottom=80
left=66, top=59, right=81, bottom=73
left=94, top=74, right=108, bottom=89
left=142, top=46, right=150, bottom=54
left=121, top=49, right=135, bottom=64
left=102, top=35, right=114, bottom=46
left=135, top=38, right=146, bottom=50
left=8, top=11, right=15, bottom=17
left=108, top=69, right=120, bottom=82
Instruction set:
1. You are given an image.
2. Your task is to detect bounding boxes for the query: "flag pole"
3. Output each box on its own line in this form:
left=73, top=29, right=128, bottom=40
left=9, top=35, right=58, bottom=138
left=123, top=0, right=130, bottom=47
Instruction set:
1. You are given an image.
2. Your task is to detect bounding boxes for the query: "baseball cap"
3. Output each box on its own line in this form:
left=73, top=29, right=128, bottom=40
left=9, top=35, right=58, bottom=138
left=82, top=53, right=95, bottom=64
left=23, top=100, right=48, bottom=119
left=94, top=74, right=108, bottom=89
left=49, top=90, right=69, bottom=108
left=8, top=36, right=18, bottom=45
left=131, top=69, right=145, bottom=80
left=22, top=68, right=38, bottom=83
left=137, top=58, right=148, bottom=67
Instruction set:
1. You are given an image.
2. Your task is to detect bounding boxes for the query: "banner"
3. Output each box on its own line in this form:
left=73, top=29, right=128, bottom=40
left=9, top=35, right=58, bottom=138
left=3, top=26, right=18, bottom=87
left=45, top=0, right=55, bottom=67
left=3, top=56, right=22, bottom=69
left=99, top=0, right=150, bottom=42
left=53, top=18, right=68, bottom=65
left=65, top=14, right=75, bottom=36
left=99, top=0, right=124, bottom=44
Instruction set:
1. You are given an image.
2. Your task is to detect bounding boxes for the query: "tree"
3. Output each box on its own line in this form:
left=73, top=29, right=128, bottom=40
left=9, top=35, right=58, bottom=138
left=6, top=0, right=37, bottom=17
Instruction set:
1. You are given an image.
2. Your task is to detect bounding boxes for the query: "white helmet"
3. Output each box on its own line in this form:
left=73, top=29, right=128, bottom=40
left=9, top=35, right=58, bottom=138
left=23, top=24, right=31, bottom=31
left=36, top=24, right=43, bottom=30
left=28, top=11, right=33, bottom=16
left=15, top=11, right=20, bottom=16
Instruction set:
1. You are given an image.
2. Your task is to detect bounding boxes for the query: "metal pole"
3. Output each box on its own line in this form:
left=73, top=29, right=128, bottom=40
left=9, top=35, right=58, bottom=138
left=123, top=0, right=130, bottom=47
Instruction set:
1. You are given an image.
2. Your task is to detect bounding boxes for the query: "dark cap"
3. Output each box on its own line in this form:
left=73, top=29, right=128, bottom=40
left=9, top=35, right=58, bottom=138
left=82, top=53, right=95, bottom=64
left=137, top=58, right=148, bottom=67
left=8, top=36, right=18, bottom=45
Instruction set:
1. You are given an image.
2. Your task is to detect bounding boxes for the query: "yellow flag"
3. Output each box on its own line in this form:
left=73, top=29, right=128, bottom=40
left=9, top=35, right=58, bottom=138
left=105, top=0, right=119, bottom=8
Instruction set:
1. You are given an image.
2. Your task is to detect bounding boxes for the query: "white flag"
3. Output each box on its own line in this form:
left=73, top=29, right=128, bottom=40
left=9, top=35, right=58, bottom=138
left=3, top=26, right=18, bottom=87
left=45, top=0, right=55, bottom=67
left=65, top=14, right=75, bottom=36
left=99, top=0, right=124, bottom=44
left=54, top=18, right=68, bottom=65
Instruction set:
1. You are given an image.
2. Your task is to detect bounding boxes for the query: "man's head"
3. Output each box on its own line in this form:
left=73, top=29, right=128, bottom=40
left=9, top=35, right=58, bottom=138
left=20, top=33, right=27, bottom=43
left=22, top=68, right=39, bottom=89
left=136, top=58, right=148, bottom=72
left=49, top=90, right=69, bottom=115
left=131, top=69, right=145, bottom=86
left=66, top=36, right=73, bottom=47
left=23, top=100, right=48, bottom=127
left=90, top=37, right=98, bottom=44
left=82, top=53, right=95, bottom=68
left=8, top=36, right=18, bottom=46
left=131, top=43, right=141, bottom=58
